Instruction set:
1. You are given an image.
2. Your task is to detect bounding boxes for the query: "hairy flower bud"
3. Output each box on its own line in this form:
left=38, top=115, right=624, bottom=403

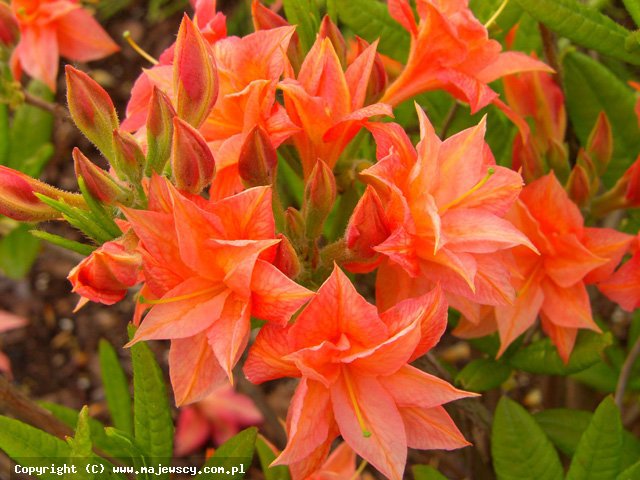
left=0, top=3, right=18, bottom=47
left=73, top=148, right=133, bottom=205
left=319, top=16, right=346, bottom=67
left=65, top=66, right=119, bottom=161
left=273, top=234, right=302, bottom=279
left=112, top=129, right=145, bottom=184
left=0, top=166, right=84, bottom=222
left=302, top=159, right=336, bottom=239
left=238, top=126, right=278, bottom=187
left=171, top=117, right=216, bottom=194
left=146, top=86, right=177, bottom=175
left=566, top=163, right=591, bottom=208
left=174, top=14, right=218, bottom=128
left=354, top=37, right=388, bottom=104
left=586, top=112, right=613, bottom=177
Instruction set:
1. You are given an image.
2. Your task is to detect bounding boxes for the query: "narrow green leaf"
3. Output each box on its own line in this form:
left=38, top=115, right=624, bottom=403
left=77, top=177, right=122, bottom=239
left=515, top=0, right=640, bottom=65
left=35, top=194, right=112, bottom=243
left=255, top=435, right=290, bottom=480
left=618, top=460, right=640, bottom=480
left=283, top=0, right=320, bottom=53
left=566, top=397, right=622, bottom=480
left=563, top=51, right=640, bottom=187
left=412, top=464, right=449, bottom=480
left=508, top=331, right=613, bottom=375
left=196, top=427, right=257, bottom=480
left=0, top=104, right=10, bottom=166
left=455, top=358, right=512, bottom=392
left=99, top=339, right=133, bottom=435
left=338, top=0, right=410, bottom=62
left=30, top=230, right=95, bottom=256
left=105, top=427, right=151, bottom=480
left=66, top=407, right=94, bottom=480
left=20, top=143, right=55, bottom=180
left=129, top=326, right=173, bottom=479
left=0, top=223, right=41, bottom=279
left=492, top=397, right=563, bottom=480
left=623, top=0, right=640, bottom=28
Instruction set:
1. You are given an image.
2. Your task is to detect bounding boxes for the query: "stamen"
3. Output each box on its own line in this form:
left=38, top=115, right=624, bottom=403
left=123, top=31, right=159, bottom=65
left=349, top=459, right=369, bottom=480
left=139, top=286, right=220, bottom=305
left=440, top=167, right=495, bottom=212
left=484, top=0, right=510, bottom=29
left=343, top=368, right=371, bottom=438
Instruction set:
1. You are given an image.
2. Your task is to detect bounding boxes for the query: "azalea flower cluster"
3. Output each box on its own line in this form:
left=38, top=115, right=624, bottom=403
left=0, top=0, right=639, bottom=479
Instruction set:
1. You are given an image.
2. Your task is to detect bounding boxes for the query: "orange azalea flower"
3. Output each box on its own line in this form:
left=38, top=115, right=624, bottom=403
left=381, top=0, right=551, bottom=112
left=346, top=107, right=535, bottom=316
left=125, top=176, right=313, bottom=405
left=0, top=310, right=27, bottom=377
left=280, top=36, right=392, bottom=178
left=244, top=266, right=473, bottom=480
left=306, top=442, right=374, bottom=480
left=10, top=0, right=118, bottom=90
left=174, top=384, right=263, bottom=456
left=599, top=233, right=640, bottom=312
left=456, top=173, right=633, bottom=361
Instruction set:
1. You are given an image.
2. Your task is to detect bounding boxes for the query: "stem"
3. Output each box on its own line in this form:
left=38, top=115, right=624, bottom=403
left=439, top=103, right=459, bottom=139
left=23, top=91, right=69, bottom=119
left=484, top=0, right=510, bottom=29
left=615, top=334, right=640, bottom=409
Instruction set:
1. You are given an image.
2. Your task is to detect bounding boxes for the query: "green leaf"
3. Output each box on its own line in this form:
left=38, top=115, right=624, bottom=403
left=563, top=51, right=640, bottom=187
left=534, top=409, right=592, bottom=456
left=0, top=223, right=41, bottom=279
left=514, top=0, right=640, bottom=65
left=508, top=330, right=613, bottom=375
left=104, top=427, right=152, bottom=480
left=566, top=397, right=622, bottom=480
left=338, top=0, right=410, bottom=62
left=492, top=397, right=563, bottom=480
left=618, top=460, right=640, bottom=480
left=66, top=407, right=94, bottom=480
left=0, top=104, right=9, bottom=166
left=30, top=230, right=95, bottom=256
left=412, top=464, right=449, bottom=480
left=196, top=427, right=257, bottom=480
left=283, top=0, right=320, bottom=53
left=40, top=402, right=132, bottom=461
left=456, top=358, right=512, bottom=392
left=99, top=339, right=133, bottom=435
left=129, top=326, right=173, bottom=478
left=256, top=435, right=290, bottom=480
left=623, top=0, right=640, bottom=28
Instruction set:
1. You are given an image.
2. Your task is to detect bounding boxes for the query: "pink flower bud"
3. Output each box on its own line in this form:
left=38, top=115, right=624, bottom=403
left=586, top=112, right=613, bottom=177
left=251, top=1, right=302, bottom=71
left=566, top=163, right=591, bottom=208
left=284, top=207, right=305, bottom=245
left=353, top=37, right=388, bottom=104
left=146, top=86, right=176, bottom=175
left=238, top=126, right=277, bottom=187
left=0, top=166, right=84, bottom=222
left=65, top=66, right=119, bottom=161
left=302, top=159, right=336, bottom=239
left=171, top=117, right=216, bottom=194
left=0, top=3, right=18, bottom=46
left=174, top=14, right=218, bottom=128
left=319, top=16, right=346, bottom=67
left=273, top=233, right=302, bottom=279
left=73, top=148, right=133, bottom=205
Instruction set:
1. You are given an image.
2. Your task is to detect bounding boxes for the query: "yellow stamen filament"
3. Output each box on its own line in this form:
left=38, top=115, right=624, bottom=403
left=440, top=167, right=495, bottom=212
left=140, top=287, right=220, bottom=305
left=349, top=459, right=369, bottom=480
left=123, top=31, right=159, bottom=65
left=484, top=0, right=510, bottom=29
left=343, top=368, right=372, bottom=438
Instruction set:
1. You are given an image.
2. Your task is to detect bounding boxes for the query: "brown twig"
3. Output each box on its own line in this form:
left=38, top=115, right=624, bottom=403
left=615, top=334, right=640, bottom=409
left=22, top=91, right=69, bottom=119
left=539, top=24, right=561, bottom=85
left=439, top=103, right=460, bottom=139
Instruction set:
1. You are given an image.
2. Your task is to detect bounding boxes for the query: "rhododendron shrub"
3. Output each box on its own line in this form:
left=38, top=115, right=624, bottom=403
left=0, top=0, right=640, bottom=479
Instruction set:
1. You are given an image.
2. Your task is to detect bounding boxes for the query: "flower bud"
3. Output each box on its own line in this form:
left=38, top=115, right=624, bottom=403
left=0, top=3, right=18, bottom=47
left=353, top=37, right=388, bottom=105
left=302, top=159, right=336, bottom=239
left=273, top=233, right=302, bottom=279
left=73, top=148, right=133, bottom=205
left=319, top=16, right=346, bottom=67
left=238, top=126, right=277, bottom=187
left=171, top=117, right=216, bottom=194
left=146, top=86, right=176, bottom=175
left=68, top=232, right=142, bottom=305
left=586, top=112, right=613, bottom=177
left=65, top=66, right=119, bottom=161
left=624, top=156, right=640, bottom=206
left=546, top=139, right=570, bottom=183
left=284, top=207, right=305, bottom=245
left=566, top=164, right=591, bottom=208
left=112, top=129, right=145, bottom=184
left=0, top=166, right=84, bottom=222
left=174, top=14, right=218, bottom=128
left=251, top=0, right=302, bottom=71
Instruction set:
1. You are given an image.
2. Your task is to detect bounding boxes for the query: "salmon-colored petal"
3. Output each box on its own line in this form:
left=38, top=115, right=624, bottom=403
left=582, top=228, right=633, bottom=284
left=598, top=253, right=640, bottom=312
left=16, top=25, right=58, bottom=90
left=543, top=233, right=607, bottom=288
left=495, top=281, right=544, bottom=357
left=243, top=324, right=298, bottom=383
left=540, top=314, right=578, bottom=364
left=210, top=186, right=275, bottom=239
left=0, top=310, right=28, bottom=332
left=317, top=442, right=357, bottom=478
left=250, top=260, right=313, bottom=325
left=381, top=365, right=474, bottom=409
left=174, top=407, right=211, bottom=456
left=275, top=378, right=335, bottom=465
left=540, top=279, right=600, bottom=331
left=375, top=259, right=432, bottom=312
left=331, top=373, right=406, bottom=480
left=55, top=8, right=119, bottom=62
left=344, top=39, right=380, bottom=109
left=170, top=333, right=227, bottom=406
left=130, top=280, right=228, bottom=342
left=400, top=405, right=471, bottom=450
left=477, top=51, right=553, bottom=83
